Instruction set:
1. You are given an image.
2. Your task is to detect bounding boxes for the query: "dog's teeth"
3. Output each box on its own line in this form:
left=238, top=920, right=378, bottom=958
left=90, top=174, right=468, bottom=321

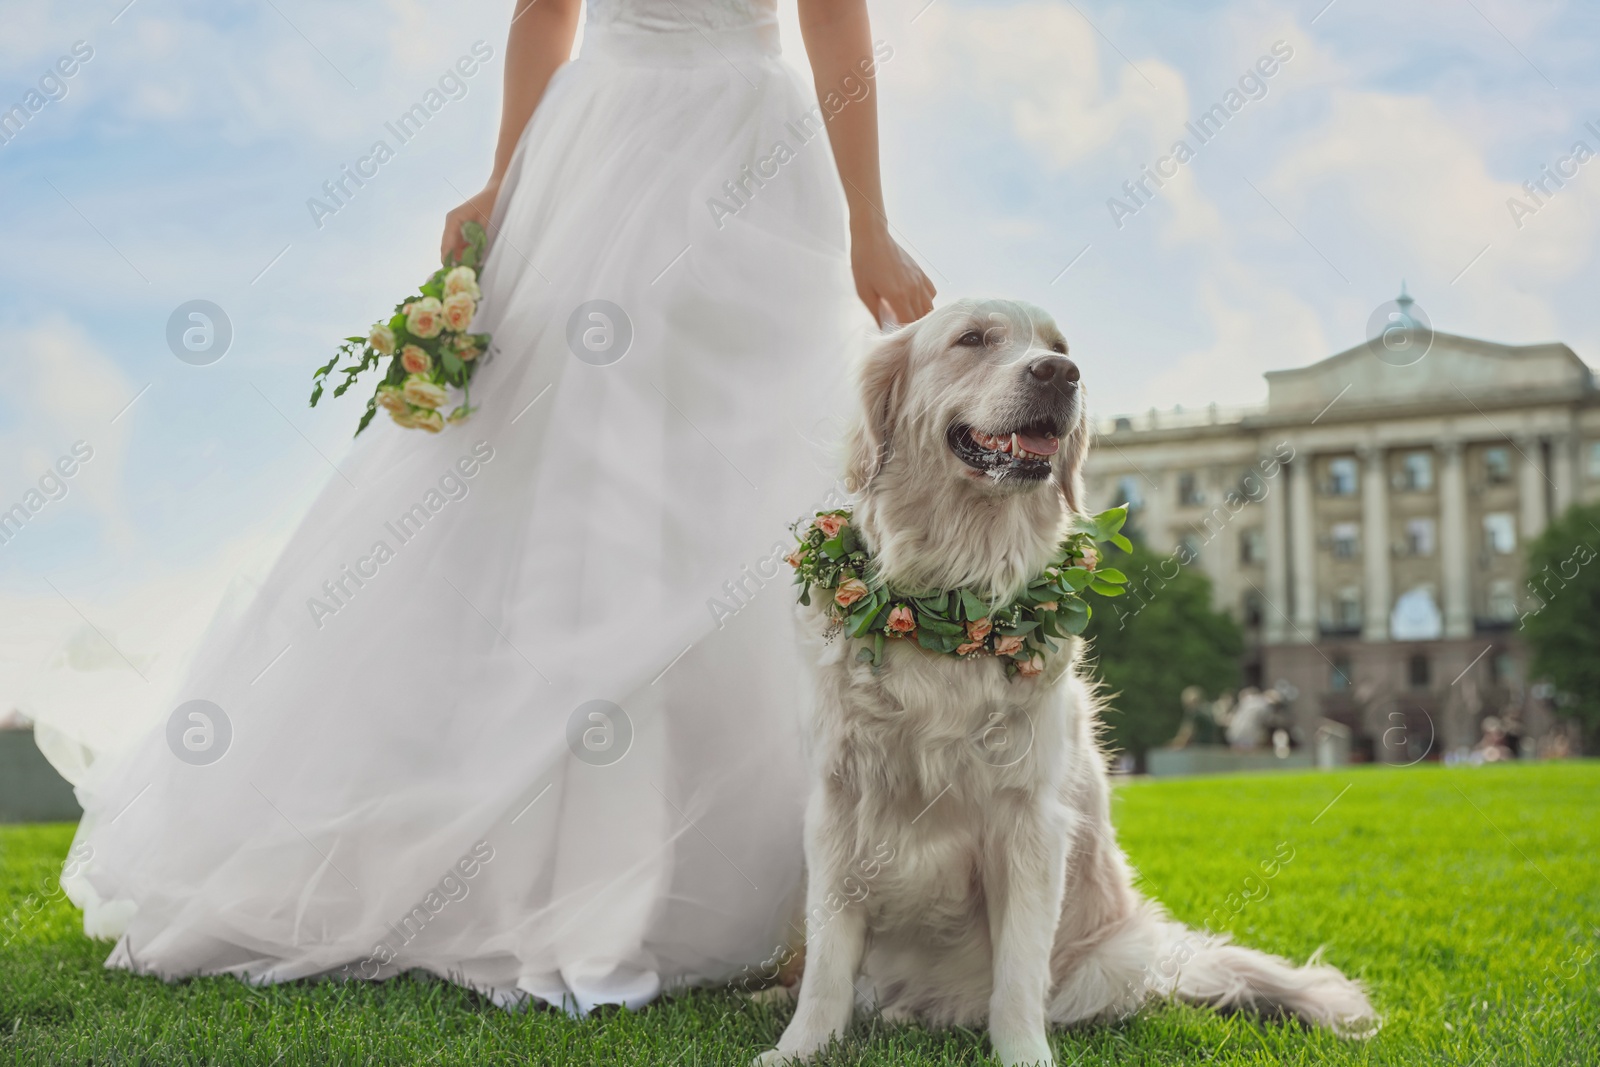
left=1011, top=432, right=1021, bottom=455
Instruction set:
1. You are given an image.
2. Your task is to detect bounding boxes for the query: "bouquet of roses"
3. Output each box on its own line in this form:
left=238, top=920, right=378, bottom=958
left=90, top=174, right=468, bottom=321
left=310, top=220, right=493, bottom=436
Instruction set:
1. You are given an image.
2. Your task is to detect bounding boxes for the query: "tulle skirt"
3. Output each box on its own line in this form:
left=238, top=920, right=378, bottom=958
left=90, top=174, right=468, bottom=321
left=58, top=19, right=866, bottom=1013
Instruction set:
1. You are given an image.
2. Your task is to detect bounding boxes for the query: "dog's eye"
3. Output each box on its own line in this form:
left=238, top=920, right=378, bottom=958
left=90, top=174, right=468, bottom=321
left=1050, top=340, right=1067, bottom=355
left=956, top=330, right=984, bottom=347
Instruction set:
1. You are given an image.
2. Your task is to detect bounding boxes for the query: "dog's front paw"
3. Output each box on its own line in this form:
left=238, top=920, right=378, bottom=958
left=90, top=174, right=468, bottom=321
left=751, top=1049, right=800, bottom=1066
left=989, top=1032, right=1055, bottom=1067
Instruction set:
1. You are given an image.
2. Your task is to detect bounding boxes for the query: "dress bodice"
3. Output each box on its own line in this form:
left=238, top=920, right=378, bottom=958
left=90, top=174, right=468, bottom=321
left=585, top=0, right=778, bottom=34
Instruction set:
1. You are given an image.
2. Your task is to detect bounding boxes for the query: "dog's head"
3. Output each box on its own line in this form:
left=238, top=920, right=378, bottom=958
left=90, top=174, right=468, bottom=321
left=845, top=298, right=1088, bottom=513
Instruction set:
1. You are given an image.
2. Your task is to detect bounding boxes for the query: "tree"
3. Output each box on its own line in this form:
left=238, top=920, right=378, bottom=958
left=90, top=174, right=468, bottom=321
left=1520, top=500, right=1600, bottom=754
left=1083, top=543, right=1243, bottom=772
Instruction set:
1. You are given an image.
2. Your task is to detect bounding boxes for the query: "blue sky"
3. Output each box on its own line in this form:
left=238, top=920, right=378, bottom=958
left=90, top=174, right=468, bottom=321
left=3, top=0, right=1599, bottom=685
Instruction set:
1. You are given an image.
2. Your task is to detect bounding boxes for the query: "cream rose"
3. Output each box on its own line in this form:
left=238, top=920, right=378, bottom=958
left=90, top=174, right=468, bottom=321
left=376, top=385, right=407, bottom=414
left=390, top=408, right=418, bottom=429
left=402, top=375, right=448, bottom=410
left=886, top=606, right=916, bottom=634
left=400, top=345, right=431, bottom=375
left=834, top=577, right=868, bottom=608
left=369, top=323, right=396, bottom=355
left=442, top=292, right=477, bottom=332
left=814, top=514, right=846, bottom=538
left=406, top=297, right=445, bottom=339
left=412, top=408, right=445, bottom=433
left=1016, top=654, right=1045, bottom=678
left=994, top=634, right=1025, bottom=657
left=443, top=265, right=481, bottom=300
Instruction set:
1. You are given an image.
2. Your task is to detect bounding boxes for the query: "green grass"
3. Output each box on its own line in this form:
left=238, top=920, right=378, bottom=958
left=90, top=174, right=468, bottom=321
left=3, top=762, right=1596, bottom=1065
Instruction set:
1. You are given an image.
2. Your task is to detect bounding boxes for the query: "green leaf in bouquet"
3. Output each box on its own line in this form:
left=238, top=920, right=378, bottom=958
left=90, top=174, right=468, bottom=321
left=1096, top=568, right=1128, bottom=584
left=1089, top=579, right=1126, bottom=597
left=958, top=587, right=989, bottom=622
left=1110, top=533, right=1133, bottom=553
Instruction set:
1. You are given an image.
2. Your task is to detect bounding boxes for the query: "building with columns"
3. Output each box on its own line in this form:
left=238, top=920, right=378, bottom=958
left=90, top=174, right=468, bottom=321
left=1085, top=298, right=1599, bottom=760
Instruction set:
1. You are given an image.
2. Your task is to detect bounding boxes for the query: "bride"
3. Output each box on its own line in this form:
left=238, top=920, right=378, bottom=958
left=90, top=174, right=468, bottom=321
left=55, top=0, right=933, bottom=1014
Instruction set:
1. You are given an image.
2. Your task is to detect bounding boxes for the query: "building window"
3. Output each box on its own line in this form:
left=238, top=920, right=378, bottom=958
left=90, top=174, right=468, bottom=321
left=1407, top=654, right=1431, bottom=690
left=1330, top=522, right=1360, bottom=559
left=1240, top=527, right=1265, bottom=565
left=1330, top=655, right=1352, bottom=691
left=1115, top=475, right=1144, bottom=510
left=1336, top=586, right=1362, bottom=629
left=1396, top=451, right=1434, bottom=491
left=1483, top=512, right=1516, bottom=555
left=1487, top=580, right=1518, bottom=622
left=1588, top=441, right=1600, bottom=478
left=1243, top=591, right=1265, bottom=628
left=1178, top=472, right=1204, bottom=506
left=1405, top=518, right=1436, bottom=557
left=1178, top=531, right=1204, bottom=562
left=1325, top=457, right=1358, bottom=496
left=1484, top=446, right=1512, bottom=485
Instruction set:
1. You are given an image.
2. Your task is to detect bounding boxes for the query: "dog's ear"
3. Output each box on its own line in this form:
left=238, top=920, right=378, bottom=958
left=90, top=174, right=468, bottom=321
left=1053, top=398, right=1091, bottom=514
left=844, top=325, right=915, bottom=493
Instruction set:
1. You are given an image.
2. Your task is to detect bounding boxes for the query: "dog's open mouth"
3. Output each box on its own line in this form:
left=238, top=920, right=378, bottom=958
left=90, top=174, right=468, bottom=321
left=947, top=422, right=1060, bottom=479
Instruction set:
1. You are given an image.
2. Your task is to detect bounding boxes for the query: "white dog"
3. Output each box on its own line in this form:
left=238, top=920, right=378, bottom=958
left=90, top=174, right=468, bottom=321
left=758, top=299, right=1374, bottom=1066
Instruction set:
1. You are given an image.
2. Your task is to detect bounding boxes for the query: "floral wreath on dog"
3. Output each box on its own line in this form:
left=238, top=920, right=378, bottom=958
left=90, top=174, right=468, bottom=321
left=788, top=506, right=1132, bottom=676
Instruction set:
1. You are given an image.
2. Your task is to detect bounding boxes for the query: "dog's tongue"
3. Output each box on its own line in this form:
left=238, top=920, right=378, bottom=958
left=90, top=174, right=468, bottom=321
left=1017, top=431, right=1060, bottom=456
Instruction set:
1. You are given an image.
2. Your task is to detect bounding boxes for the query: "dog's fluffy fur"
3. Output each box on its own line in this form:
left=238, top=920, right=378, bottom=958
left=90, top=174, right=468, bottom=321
left=758, top=300, right=1375, bottom=1066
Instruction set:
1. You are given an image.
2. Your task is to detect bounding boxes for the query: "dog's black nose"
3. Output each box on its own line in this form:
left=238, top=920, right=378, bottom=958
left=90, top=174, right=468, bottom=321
left=1029, top=355, right=1079, bottom=384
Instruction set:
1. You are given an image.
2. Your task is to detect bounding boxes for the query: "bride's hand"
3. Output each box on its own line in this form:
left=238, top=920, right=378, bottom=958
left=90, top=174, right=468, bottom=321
left=441, top=183, right=500, bottom=264
left=850, top=222, right=936, bottom=327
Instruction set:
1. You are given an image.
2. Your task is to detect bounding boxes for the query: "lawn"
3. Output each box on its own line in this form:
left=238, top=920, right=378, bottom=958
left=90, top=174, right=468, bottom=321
left=2, top=762, right=1596, bottom=1065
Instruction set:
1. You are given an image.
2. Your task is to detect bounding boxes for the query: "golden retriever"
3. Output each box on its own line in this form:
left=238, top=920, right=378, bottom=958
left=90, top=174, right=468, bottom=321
left=757, top=299, right=1374, bottom=1066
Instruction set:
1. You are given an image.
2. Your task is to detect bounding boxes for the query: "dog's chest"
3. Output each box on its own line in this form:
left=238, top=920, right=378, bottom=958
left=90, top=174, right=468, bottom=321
left=806, top=632, right=1066, bottom=932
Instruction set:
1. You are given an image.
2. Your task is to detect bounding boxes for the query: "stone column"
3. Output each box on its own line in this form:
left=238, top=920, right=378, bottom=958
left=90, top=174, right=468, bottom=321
left=1518, top=435, right=1548, bottom=542
left=1139, top=469, right=1168, bottom=554
left=1360, top=444, right=1391, bottom=641
left=1439, top=440, right=1472, bottom=638
left=1263, top=451, right=1290, bottom=644
left=1551, top=432, right=1577, bottom=520
left=1289, top=452, right=1317, bottom=640
left=1208, top=504, right=1239, bottom=616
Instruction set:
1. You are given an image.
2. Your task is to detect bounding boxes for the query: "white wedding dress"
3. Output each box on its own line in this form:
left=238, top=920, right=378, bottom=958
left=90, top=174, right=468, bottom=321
left=50, top=0, right=865, bottom=1014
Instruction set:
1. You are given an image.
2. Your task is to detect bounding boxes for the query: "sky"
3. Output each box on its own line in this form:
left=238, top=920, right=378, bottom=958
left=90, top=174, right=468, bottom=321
left=3, top=0, right=1599, bottom=713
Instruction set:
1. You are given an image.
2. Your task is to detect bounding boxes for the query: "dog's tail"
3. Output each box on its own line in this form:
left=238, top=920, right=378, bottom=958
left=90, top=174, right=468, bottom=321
left=1150, top=920, right=1378, bottom=1036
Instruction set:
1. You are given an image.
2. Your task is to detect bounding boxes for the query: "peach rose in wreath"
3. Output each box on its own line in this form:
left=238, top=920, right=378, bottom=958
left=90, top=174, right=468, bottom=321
left=400, top=344, right=431, bottom=374
left=956, top=640, right=984, bottom=656
left=785, top=549, right=804, bottom=568
left=1016, top=654, right=1045, bottom=678
left=834, top=577, right=868, bottom=608
left=814, top=514, right=846, bottom=538
left=966, top=617, right=992, bottom=642
left=994, top=634, right=1025, bottom=657
left=886, top=606, right=916, bottom=634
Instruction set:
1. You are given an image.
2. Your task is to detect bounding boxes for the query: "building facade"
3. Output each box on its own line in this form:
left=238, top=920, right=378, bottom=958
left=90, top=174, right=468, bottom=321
left=1084, top=302, right=1599, bottom=760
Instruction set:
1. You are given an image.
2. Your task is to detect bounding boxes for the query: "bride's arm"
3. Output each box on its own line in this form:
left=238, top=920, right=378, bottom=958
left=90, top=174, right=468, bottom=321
left=798, top=0, right=935, bottom=325
left=441, top=0, right=583, bottom=263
